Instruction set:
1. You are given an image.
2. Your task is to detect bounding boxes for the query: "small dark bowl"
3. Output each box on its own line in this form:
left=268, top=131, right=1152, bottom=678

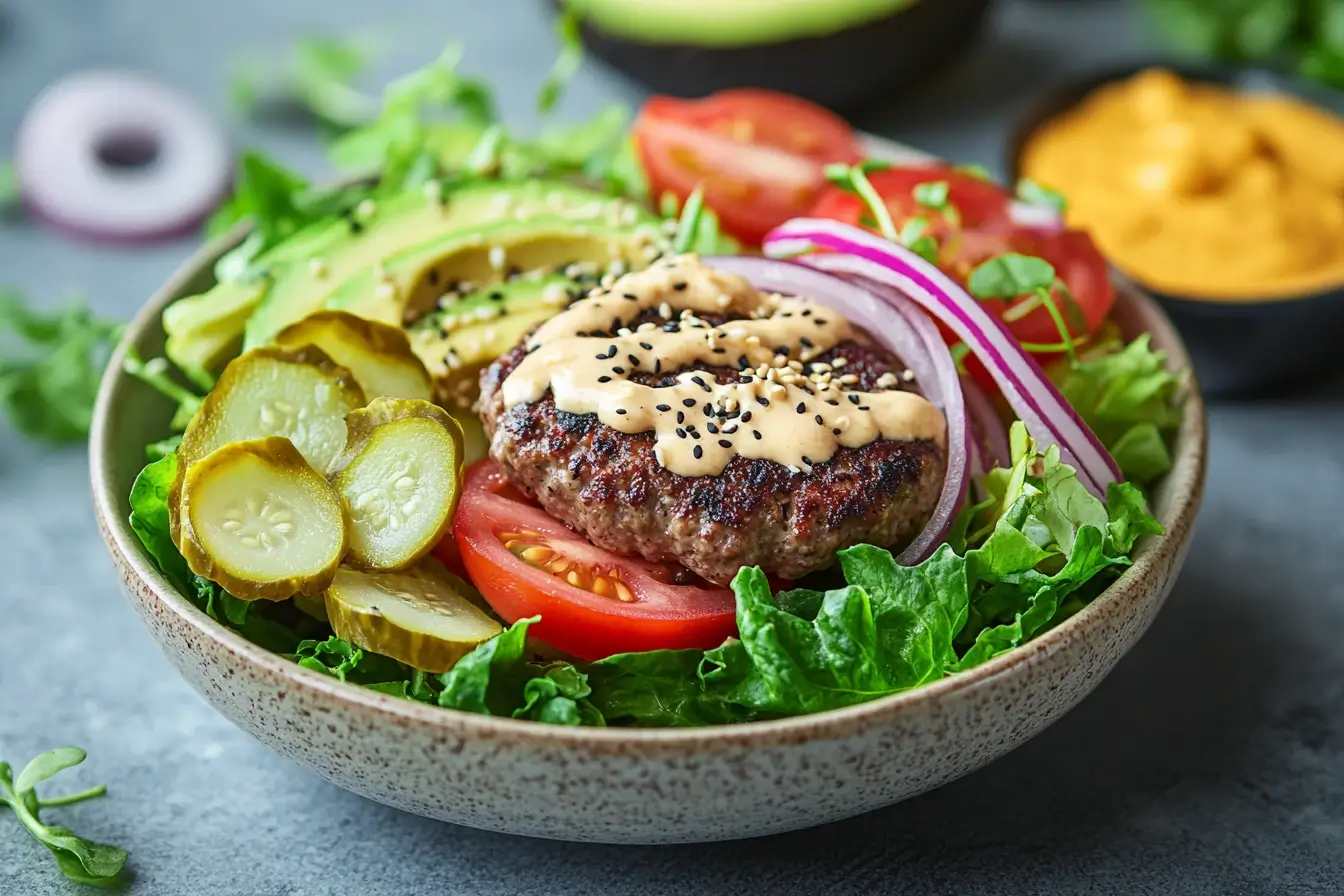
left=1008, top=63, right=1344, bottom=397
left=551, top=0, right=996, bottom=112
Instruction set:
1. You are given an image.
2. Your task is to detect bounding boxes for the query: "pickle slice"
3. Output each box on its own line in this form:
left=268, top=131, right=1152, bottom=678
left=330, top=398, right=465, bottom=571
left=170, top=346, right=364, bottom=546
left=180, top=437, right=348, bottom=600
left=324, top=559, right=502, bottom=673
left=274, top=311, right=434, bottom=402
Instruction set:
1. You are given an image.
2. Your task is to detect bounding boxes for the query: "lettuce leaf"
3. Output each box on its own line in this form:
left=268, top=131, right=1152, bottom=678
left=1051, top=334, right=1183, bottom=484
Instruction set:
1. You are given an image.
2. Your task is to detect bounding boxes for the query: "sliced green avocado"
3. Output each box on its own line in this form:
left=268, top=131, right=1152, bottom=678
left=242, top=179, right=654, bottom=350
left=564, top=0, right=916, bottom=46
left=324, top=214, right=663, bottom=329
left=407, top=274, right=582, bottom=408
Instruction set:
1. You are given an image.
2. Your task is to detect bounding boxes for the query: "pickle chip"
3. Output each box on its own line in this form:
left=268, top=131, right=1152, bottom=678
left=330, top=398, right=465, bottom=572
left=324, top=559, right=502, bottom=673
left=180, top=437, right=348, bottom=601
left=170, top=345, right=364, bottom=546
left=274, top=311, right=434, bottom=402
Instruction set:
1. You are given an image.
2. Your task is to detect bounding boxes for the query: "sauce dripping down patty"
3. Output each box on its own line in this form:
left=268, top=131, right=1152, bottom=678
left=501, top=255, right=946, bottom=477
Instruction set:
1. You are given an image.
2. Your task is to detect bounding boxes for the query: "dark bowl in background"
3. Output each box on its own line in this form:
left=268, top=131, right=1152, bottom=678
left=552, top=0, right=997, bottom=112
left=1008, top=62, right=1344, bottom=397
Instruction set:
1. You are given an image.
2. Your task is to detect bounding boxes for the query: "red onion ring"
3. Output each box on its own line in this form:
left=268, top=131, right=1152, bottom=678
left=16, top=70, right=232, bottom=243
left=960, top=375, right=1011, bottom=471
left=705, top=255, right=970, bottom=565
left=765, top=219, right=1120, bottom=498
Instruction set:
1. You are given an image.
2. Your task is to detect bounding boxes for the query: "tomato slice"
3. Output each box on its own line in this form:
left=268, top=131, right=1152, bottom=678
left=635, top=89, right=862, bottom=246
left=808, top=166, right=1015, bottom=240
left=452, top=460, right=738, bottom=661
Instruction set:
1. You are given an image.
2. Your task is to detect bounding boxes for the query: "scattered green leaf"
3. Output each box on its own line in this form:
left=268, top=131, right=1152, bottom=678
left=1, top=748, right=127, bottom=886
left=1015, top=177, right=1068, bottom=213
left=537, top=10, right=583, bottom=113
left=967, top=253, right=1057, bottom=299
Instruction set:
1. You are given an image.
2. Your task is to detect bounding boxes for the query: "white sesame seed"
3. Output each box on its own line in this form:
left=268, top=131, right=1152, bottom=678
left=356, top=198, right=377, bottom=219
left=542, top=282, right=571, bottom=307
left=308, top=257, right=327, bottom=278
left=488, top=246, right=507, bottom=271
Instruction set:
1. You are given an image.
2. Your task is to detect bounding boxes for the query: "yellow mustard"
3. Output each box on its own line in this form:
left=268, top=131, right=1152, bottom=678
left=1020, top=68, right=1344, bottom=300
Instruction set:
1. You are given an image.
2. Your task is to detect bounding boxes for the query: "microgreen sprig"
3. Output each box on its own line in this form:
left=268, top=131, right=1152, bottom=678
left=1015, top=177, right=1068, bottom=214
left=0, top=747, right=128, bottom=886
left=824, top=160, right=898, bottom=242
left=967, top=253, right=1081, bottom=364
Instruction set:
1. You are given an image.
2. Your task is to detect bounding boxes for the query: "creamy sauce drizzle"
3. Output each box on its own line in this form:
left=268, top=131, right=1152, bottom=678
left=501, top=255, right=946, bottom=477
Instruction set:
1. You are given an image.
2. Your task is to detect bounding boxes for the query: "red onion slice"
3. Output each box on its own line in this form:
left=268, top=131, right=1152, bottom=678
left=705, top=255, right=970, bottom=565
left=16, top=70, right=232, bottom=243
left=960, top=375, right=1011, bottom=471
left=765, top=218, right=1120, bottom=498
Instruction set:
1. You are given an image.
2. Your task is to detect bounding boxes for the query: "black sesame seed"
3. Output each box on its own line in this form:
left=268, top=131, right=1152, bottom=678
left=428, top=269, right=441, bottom=286
left=757, top=397, right=770, bottom=407
left=712, top=347, right=726, bottom=355
left=802, top=455, right=813, bottom=465
left=615, top=408, right=627, bottom=415
left=349, top=219, right=364, bottom=234
left=848, top=394, right=860, bottom=405
left=612, top=367, right=625, bottom=375
left=740, top=411, right=753, bottom=423
left=683, top=398, right=697, bottom=408
left=673, top=282, right=688, bottom=291
left=677, top=411, right=685, bottom=423
left=676, top=427, right=686, bottom=438
left=738, top=355, right=750, bottom=369
left=623, top=292, right=638, bottom=301
left=858, top=405, right=870, bottom=411
left=815, top=318, right=828, bottom=325
left=691, top=375, right=706, bottom=388
left=594, top=353, right=608, bottom=361
left=693, top=445, right=704, bottom=459
left=815, top=414, right=824, bottom=425
left=833, top=428, right=842, bottom=435
left=703, top=402, right=715, bottom=416
left=718, top=439, right=732, bottom=449
left=690, top=430, right=701, bottom=440
left=598, top=375, right=612, bottom=383
left=656, top=403, right=671, bottom=412
left=795, top=402, right=806, bottom=414
left=489, top=290, right=504, bottom=301
left=640, top=342, right=654, bottom=351
left=707, top=422, right=719, bottom=434
left=775, top=346, right=790, bottom=356
left=799, top=337, right=814, bottom=349
left=826, top=399, right=840, bottom=406
left=801, top=308, right=812, bottom=317
left=662, top=322, right=680, bottom=333
left=752, top=430, right=762, bottom=440
left=628, top=354, right=640, bottom=366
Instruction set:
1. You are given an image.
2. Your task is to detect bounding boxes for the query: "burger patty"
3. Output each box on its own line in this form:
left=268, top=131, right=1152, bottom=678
left=477, top=309, right=946, bottom=585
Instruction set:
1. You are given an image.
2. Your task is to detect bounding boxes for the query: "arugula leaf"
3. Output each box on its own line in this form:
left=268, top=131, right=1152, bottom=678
left=0, top=160, right=17, bottom=210
left=128, top=455, right=193, bottom=594
left=537, top=10, right=583, bottom=114
left=0, top=290, right=121, bottom=442
left=1051, top=334, right=1184, bottom=483
left=1, top=748, right=127, bottom=886
left=232, top=34, right=381, bottom=129
left=123, top=348, right=203, bottom=431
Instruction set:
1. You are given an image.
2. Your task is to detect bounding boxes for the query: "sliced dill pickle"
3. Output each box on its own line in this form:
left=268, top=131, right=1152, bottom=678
left=292, top=592, right=330, bottom=622
left=274, top=311, right=434, bottom=402
left=180, top=437, right=348, bottom=601
left=324, top=559, right=502, bottom=673
left=170, top=346, right=364, bottom=546
left=329, top=398, right=465, bottom=571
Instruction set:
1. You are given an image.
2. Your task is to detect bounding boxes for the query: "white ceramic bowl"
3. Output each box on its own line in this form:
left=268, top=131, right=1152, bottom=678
left=91, top=230, right=1205, bottom=845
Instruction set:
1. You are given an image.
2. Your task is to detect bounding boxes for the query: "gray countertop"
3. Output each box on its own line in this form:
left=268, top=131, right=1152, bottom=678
left=1, top=1, right=1341, bottom=893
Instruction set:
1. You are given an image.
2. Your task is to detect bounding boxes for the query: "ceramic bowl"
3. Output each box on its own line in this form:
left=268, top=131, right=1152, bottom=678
left=1008, top=62, right=1344, bottom=397
left=90, top=234, right=1206, bottom=845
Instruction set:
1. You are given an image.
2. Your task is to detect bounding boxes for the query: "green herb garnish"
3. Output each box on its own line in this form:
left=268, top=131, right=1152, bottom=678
left=1016, top=177, right=1068, bottom=213
left=967, top=253, right=1079, bottom=364
left=824, top=160, right=898, bottom=242
left=1, top=747, right=128, bottom=886
left=0, top=290, right=121, bottom=442
left=912, top=180, right=950, bottom=209
left=537, top=10, right=583, bottom=113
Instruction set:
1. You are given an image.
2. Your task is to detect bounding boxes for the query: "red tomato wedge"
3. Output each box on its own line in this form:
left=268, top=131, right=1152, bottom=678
left=635, top=89, right=862, bottom=246
left=453, top=460, right=738, bottom=661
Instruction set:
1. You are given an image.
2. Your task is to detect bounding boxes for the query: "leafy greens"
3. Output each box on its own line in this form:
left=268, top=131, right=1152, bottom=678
left=1, top=747, right=128, bottom=886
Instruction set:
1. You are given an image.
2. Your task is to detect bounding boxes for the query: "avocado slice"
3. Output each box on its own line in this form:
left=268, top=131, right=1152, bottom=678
left=407, top=274, right=573, bottom=409
left=561, top=0, right=993, bottom=110
left=243, top=180, right=656, bottom=350
left=323, top=214, right=663, bottom=329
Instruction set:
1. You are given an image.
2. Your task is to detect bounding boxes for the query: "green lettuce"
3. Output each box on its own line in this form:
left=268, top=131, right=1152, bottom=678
left=1051, top=334, right=1184, bottom=484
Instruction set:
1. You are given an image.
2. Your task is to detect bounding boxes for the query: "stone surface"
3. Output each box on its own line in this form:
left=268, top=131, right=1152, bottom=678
left=0, top=0, right=1341, bottom=893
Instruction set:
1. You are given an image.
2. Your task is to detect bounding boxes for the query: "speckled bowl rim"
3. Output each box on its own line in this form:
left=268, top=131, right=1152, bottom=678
left=90, top=226, right=1207, bottom=757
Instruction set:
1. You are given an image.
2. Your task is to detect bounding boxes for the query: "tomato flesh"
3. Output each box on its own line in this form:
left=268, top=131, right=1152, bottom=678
left=453, top=460, right=737, bottom=661
left=635, top=89, right=862, bottom=246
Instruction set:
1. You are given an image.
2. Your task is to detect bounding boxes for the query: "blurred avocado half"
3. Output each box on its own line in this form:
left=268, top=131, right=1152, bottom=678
left=556, top=0, right=997, bottom=111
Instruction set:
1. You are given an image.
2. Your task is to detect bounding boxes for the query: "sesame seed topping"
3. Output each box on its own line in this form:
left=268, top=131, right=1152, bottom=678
left=693, top=445, right=704, bottom=459
left=718, top=439, right=732, bottom=449
left=815, top=414, right=824, bottom=425
left=796, top=402, right=806, bottom=414
left=752, top=430, right=762, bottom=440
left=615, top=408, right=627, bottom=415
left=683, top=398, right=697, bottom=408
left=598, top=375, right=612, bottom=383
left=612, top=366, right=625, bottom=375
left=656, top=403, right=671, bottom=412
